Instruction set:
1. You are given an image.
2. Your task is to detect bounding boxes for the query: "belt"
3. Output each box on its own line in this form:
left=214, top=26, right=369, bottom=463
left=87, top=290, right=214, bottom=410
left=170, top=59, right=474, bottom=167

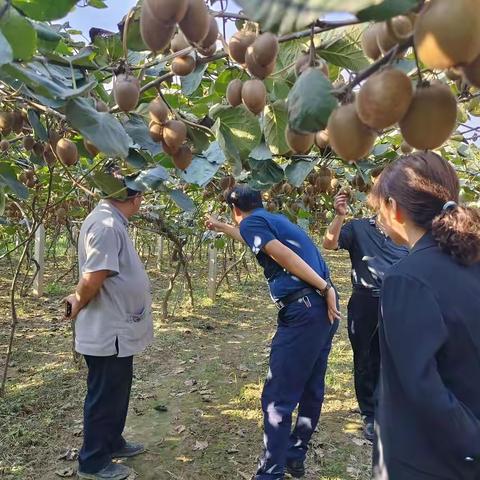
left=274, top=287, right=318, bottom=310
left=352, top=286, right=381, bottom=297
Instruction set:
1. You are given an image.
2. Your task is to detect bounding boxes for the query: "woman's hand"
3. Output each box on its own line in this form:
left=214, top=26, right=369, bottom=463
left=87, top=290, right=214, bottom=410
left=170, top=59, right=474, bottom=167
left=326, top=287, right=342, bottom=323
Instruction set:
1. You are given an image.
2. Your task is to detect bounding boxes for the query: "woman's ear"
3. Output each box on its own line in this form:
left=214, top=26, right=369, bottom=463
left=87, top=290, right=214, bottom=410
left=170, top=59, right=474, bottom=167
left=390, top=197, right=405, bottom=224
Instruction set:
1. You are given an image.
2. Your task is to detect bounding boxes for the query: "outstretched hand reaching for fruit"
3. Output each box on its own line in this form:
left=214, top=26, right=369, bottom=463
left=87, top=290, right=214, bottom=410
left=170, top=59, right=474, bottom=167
left=334, top=193, right=349, bottom=216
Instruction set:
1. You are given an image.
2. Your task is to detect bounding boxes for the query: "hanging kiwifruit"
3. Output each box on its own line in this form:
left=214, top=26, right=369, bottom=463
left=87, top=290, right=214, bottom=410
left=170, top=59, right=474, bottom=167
left=179, top=0, right=210, bottom=44
left=251, top=32, right=279, bottom=67
left=400, top=141, right=413, bottom=154
left=197, top=43, right=217, bottom=57
left=352, top=173, right=369, bottom=193
left=220, top=176, right=236, bottom=190
left=314, top=130, right=329, bottom=150
left=149, top=122, right=164, bottom=143
left=463, top=54, right=480, bottom=88
left=172, top=55, right=196, bottom=76
left=0, top=111, right=12, bottom=133
left=144, top=0, right=188, bottom=23
left=56, top=138, right=79, bottom=166
left=33, top=142, right=44, bottom=157
left=295, top=54, right=329, bottom=78
left=228, top=31, right=256, bottom=64
left=140, top=1, right=176, bottom=53
left=149, top=97, right=169, bottom=124
left=173, top=145, right=193, bottom=170
left=171, top=31, right=190, bottom=53
left=356, top=68, right=413, bottom=129
left=399, top=82, right=457, bottom=150
left=281, top=183, right=293, bottom=195
left=23, top=135, right=35, bottom=151
left=414, top=0, right=480, bottom=70
left=11, top=112, right=24, bottom=133
left=114, top=74, right=140, bottom=112
left=162, top=140, right=179, bottom=156
left=48, top=130, right=61, bottom=149
left=285, top=127, right=314, bottom=154
left=377, top=16, right=414, bottom=54
left=226, top=79, right=243, bottom=107
left=361, top=24, right=382, bottom=61
left=245, top=47, right=275, bottom=79
left=163, top=120, right=187, bottom=151
left=199, top=16, right=219, bottom=50
left=43, top=145, right=56, bottom=166
left=327, top=103, right=377, bottom=162
left=84, top=138, right=100, bottom=157
left=0, top=139, right=9, bottom=152
left=95, top=99, right=109, bottom=112
left=315, top=176, right=331, bottom=194
left=241, top=79, right=267, bottom=115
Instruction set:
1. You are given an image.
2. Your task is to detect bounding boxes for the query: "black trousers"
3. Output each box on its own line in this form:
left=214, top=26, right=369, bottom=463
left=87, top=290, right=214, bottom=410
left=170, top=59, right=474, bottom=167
left=347, top=292, right=380, bottom=422
left=78, top=353, right=133, bottom=473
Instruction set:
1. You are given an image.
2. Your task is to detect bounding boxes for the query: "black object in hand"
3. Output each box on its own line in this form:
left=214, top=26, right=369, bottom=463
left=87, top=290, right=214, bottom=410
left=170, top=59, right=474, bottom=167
left=65, top=300, right=72, bottom=318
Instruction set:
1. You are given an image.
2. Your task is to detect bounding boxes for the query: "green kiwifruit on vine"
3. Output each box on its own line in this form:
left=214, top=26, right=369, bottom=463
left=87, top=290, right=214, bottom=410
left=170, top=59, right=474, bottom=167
left=245, top=47, right=275, bottom=79
left=361, top=23, right=382, bottom=61
left=114, top=74, right=140, bottom=112
left=149, top=97, right=169, bottom=124
left=173, top=145, right=193, bottom=170
left=327, top=103, right=377, bottom=162
left=199, top=15, right=219, bottom=49
left=84, top=138, right=100, bottom=157
left=251, top=32, right=279, bottom=67
left=171, top=31, right=190, bottom=53
left=377, top=16, right=414, bottom=53
left=356, top=68, right=413, bottom=129
left=285, top=127, right=314, bottom=155
left=149, top=122, right=164, bottom=143
left=0, top=111, right=12, bottom=133
left=414, top=0, right=480, bottom=70
left=171, top=55, right=196, bottom=76
left=241, top=79, right=267, bottom=115
left=226, top=79, right=243, bottom=107
left=56, top=138, right=79, bottom=166
left=179, top=0, right=210, bottom=44
left=144, top=0, right=188, bottom=23
left=0, top=139, right=9, bottom=152
left=399, top=82, right=457, bottom=150
left=228, top=31, right=256, bottom=64
left=95, top=99, right=109, bottom=112
left=400, top=141, right=413, bottom=154
left=314, top=130, right=329, bottom=150
left=163, top=120, right=187, bottom=151
left=140, top=1, right=176, bottom=53
left=23, top=135, right=35, bottom=151
left=463, top=53, right=480, bottom=88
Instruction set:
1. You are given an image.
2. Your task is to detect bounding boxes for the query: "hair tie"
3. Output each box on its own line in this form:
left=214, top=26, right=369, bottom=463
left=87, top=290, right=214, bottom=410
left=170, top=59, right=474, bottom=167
left=442, top=201, right=458, bottom=212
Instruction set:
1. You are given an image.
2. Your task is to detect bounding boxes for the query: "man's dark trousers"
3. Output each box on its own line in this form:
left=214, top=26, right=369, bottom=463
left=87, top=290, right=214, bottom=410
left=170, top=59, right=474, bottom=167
left=347, top=291, right=380, bottom=423
left=78, top=352, right=133, bottom=473
left=255, top=294, right=338, bottom=480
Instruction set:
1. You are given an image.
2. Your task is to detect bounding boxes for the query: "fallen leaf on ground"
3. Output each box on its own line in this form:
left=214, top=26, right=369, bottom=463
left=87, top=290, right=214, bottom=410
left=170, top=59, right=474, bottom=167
left=192, top=440, right=208, bottom=451
left=55, top=468, right=75, bottom=477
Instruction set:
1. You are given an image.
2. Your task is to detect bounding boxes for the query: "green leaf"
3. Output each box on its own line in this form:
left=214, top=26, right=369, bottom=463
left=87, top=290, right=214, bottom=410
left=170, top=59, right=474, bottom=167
left=357, top=0, right=418, bottom=22
left=248, top=156, right=284, bottom=188
left=0, top=4, right=37, bottom=61
left=169, top=189, right=195, bottom=212
left=0, top=163, right=28, bottom=199
left=34, top=22, right=62, bottom=51
left=213, top=68, right=248, bottom=96
left=319, top=36, right=369, bottom=72
left=126, top=166, right=170, bottom=191
left=0, top=186, right=5, bottom=216
left=90, top=171, right=127, bottom=200
left=285, top=158, right=318, bottom=187
left=181, top=141, right=226, bottom=186
left=0, top=30, right=12, bottom=65
left=27, top=109, right=47, bottom=141
left=12, top=0, right=77, bottom=20
left=264, top=101, right=289, bottom=156
left=66, top=98, right=131, bottom=158
left=277, top=39, right=306, bottom=71
left=288, top=67, right=338, bottom=133
left=123, top=114, right=162, bottom=156
left=88, top=0, right=108, bottom=8
left=126, top=149, right=149, bottom=169
left=181, top=63, right=209, bottom=96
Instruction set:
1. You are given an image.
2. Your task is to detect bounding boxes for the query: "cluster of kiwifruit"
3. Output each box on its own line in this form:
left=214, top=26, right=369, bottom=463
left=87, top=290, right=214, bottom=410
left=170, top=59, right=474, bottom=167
left=148, top=96, right=192, bottom=170
left=0, top=110, right=26, bottom=137
left=226, top=78, right=267, bottom=115
left=285, top=127, right=332, bottom=156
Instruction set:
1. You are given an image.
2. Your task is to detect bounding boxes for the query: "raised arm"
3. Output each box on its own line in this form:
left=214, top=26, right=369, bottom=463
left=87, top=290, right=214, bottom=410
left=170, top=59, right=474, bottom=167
left=205, top=215, right=244, bottom=243
left=323, top=193, right=348, bottom=250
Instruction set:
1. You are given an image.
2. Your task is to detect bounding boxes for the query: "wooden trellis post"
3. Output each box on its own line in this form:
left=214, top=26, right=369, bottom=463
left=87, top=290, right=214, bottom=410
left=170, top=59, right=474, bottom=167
left=33, top=224, right=45, bottom=297
left=208, top=243, right=217, bottom=302
left=157, top=235, right=164, bottom=270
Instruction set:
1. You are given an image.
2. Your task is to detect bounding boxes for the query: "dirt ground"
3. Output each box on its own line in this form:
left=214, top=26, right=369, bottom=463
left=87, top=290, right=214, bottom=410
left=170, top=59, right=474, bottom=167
left=0, top=249, right=371, bottom=480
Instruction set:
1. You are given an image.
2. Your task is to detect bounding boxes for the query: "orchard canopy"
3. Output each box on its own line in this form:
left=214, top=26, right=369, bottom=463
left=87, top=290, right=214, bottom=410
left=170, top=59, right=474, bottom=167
left=0, top=0, right=480, bottom=233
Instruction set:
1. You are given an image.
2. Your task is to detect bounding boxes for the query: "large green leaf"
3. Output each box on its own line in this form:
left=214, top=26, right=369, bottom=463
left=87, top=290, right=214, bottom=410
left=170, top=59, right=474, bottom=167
left=66, top=98, right=131, bottom=158
left=357, top=0, right=418, bottom=21
left=90, top=172, right=127, bottom=200
left=264, top=101, right=289, bottom=156
left=319, top=36, right=369, bottom=72
left=27, top=109, right=47, bottom=141
left=0, top=163, right=28, bottom=199
left=182, top=141, right=226, bottom=186
left=285, top=158, right=318, bottom=187
left=125, top=166, right=170, bottom=191
left=123, top=114, right=162, bottom=156
left=169, top=189, right=195, bottom=212
left=288, top=67, right=338, bottom=133
left=0, top=30, right=12, bottom=65
left=12, top=0, right=77, bottom=20
left=181, top=63, right=208, bottom=96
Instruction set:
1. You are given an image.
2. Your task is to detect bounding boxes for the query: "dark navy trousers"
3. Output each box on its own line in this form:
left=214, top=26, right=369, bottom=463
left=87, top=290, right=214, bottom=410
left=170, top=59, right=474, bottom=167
left=256, top=294, right=338, bottom=480
left=78, top=353, right=133, bottom=473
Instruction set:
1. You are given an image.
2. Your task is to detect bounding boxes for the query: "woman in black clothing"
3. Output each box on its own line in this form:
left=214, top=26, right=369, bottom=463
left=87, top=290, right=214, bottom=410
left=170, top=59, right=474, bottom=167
left=369, top=151, right=480, bottom=480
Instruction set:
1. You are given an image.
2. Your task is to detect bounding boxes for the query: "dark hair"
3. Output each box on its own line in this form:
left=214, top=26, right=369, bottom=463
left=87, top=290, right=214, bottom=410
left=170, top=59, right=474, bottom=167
left=225, top=184, right=263, bottom=212
left=370, top=151, right=480, bottom=266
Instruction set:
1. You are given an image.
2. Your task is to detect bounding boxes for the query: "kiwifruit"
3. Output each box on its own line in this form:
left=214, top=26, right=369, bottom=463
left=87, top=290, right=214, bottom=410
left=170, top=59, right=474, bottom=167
left=84, top=138, right=100, bottom=157
left=179, top=0, right=210, bottom=44
left=318, top=165, right=332, bottom=179
left=377, top=16, right=413, bottom=53
left=43, top=145, right=56, bottom=166
left=226, top=79, right=243, bottom=107
left=0, top=139, right=9, bottom=152
left=285, top=127, right=314, bottom=154
left=197, top=43, right=217, bottom=57
left=48, top=130, right=61, bottom=149
left=241, top=79, right=267, bottom=115
left=295, top=54, right=329, bottom=78
left=162, top=139, right=179, bottom=156
left=315, top=176, right=331, bottom=193
left=56, top=138, right=79, bottom=166
left=400, top=141, right=413, bottom=154
left=56, top=207, right=67, bottom=220
left=149, top=97, right=169, bottom=124
left=171, top=31, right=190, bottom=53
left=113, top=74, right=140, bottom=112
left=163, top=120, right=187, bottom=151
left=149, top=122, right=164, bottom=143
left=33, top=142, right=44, bottom=157
left=140, top=1, right=176, bottom=53
left=330, top=177, right=339, bottom=192
left=144, top=0, right=188, bottom=23
left=352, top=173, right=369, bottom=192
left=305, top=185, right=315, bottom=195
left=251, top=32, right=278, bottom=67
left=228, top=31, right=256, bottom=64
left=199, top=16, right=219, bottom=49
left=173, top=145, right=193, bottom=170
left=356, top=68, right=413, bottom=129
left=463, top=53, right=480, bottom=88
left=11, top=111, right=23, bottom=133
left=399, top=82, right=457, bottom=150
left=314, top=130, right=329, bottom=149
left=361, top=23, right=382, bottom=61
left=245, top=47, right=275, bottom=79
left=414, top=0, right=480, bottom=70
left=327, top=103, right=377, bottom=162
left=0, top=111, right=12, bottom=133
left=23, top=135, right=35, bottom=151
left=25, top=177, right=36, bottom=188
left=95, top=99, right=109, bottom=112
left=281, top=183, right=293, bottom=195
left=338, top=185, right=352, bottom=199
left=220, top=176, right=235, bottom=190
left=171, top=55, right=196, bottom=76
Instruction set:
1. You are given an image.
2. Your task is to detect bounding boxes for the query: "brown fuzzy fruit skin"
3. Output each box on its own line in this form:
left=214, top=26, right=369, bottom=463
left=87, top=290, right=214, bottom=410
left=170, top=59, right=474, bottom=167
left=23, top=135, right=35, bottom=151
left=0, top=111, right=12, bottom=133
left=149, top=97, right=169, bottom=124
left=199, top=16, right=219, bottom=49
left=463, top=53, right=480, bottom=88
left=285, top=127, right=314, bottom=154
left=149, top=122, right=164, bottom=143
left=84, top=138, right=100, bottom=157
left=400, top=141, right=413, bottom=154
left=220, top=176, right=235, bottom=190
left=33, top=142, right=44, bottom=157
left=197, top=44, right=217, bottom=57
left=161, top=139, right=179, bottom=156
left=95, top=100, right=109, bottom=112
left=173, top=145, right=193, bottom=170
left=171, top=32, right=190, bottom=53
left=327, top=104, right=377, bottom=162
left=163, top=120, right=187, bottom=151
left=314, top=130, right=329, bottom=149
left=179, top=0, right=210, bottom=44
left=361, top=23, right=382, bottom=61
left=48, top=131, right=61, bottom=149
left=171, top=55, right=196, bottom=76
left=414, top=0, right=480, bottom=70
left=226, top=79, right=243, bottom=107
left=377, top=16, right=413, bottom=53
left=356, top=68, right=413, bottom=129
left=140, top=1, right=176, bottom=53
left=241, top=79, right=267, bottom=115
left=56, top=138, right=79, bottom=166
left=144, top=0, right=188, bottom=23
left=228, top=31, right=256, bottom=64
left=114, top=74, right=140, bottom=112
left=11, top=112, right=24, bottom=133
left=252, top=32, right=279, bottom=67
left=245, top=47, right=275, bottom=79
left=0, top=139, right=9, bottom=152
left=295, top=54, right=329, bottom=78
left=399, top=82, right=457, bottom=150
left=43, top=145, right=56, bottom=166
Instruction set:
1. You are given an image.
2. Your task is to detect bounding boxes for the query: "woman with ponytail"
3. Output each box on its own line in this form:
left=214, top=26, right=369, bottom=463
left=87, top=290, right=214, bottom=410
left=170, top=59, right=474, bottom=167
left=370, top=151, right=480, bottom=479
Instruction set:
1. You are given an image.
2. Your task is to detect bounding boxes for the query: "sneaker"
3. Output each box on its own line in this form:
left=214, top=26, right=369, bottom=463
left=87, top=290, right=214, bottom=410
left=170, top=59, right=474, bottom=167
left=363, top=420, right=375, bottom=443
left=112, top=441, right=145, bottom=458
left=78, top=462, right=131, bottom=480
left=286, top=459, right=305, bottom=478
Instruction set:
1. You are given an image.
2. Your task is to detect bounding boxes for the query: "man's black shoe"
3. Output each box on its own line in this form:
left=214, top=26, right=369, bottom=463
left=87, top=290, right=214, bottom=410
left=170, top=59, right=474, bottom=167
left=363, top=420, right=375, bottom=443
left=286, top=459, right=305, bottom=478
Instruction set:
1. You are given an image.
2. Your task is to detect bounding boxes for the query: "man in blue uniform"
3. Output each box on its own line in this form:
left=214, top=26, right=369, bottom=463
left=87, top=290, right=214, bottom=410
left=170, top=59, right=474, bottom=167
left=206, top=184, right=340, bottom=480
left=323, top=191, right=408, bottom=441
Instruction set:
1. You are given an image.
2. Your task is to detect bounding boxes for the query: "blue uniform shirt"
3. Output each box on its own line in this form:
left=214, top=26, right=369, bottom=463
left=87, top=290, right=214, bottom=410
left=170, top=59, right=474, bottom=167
left=239, top=208, right=329, bottom=301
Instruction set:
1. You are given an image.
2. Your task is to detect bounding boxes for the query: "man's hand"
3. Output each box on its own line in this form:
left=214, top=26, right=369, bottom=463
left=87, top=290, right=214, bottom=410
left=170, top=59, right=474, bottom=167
left=205, top=215, right=224, bottom=232
left=326, top=288, right=342, bottom=324
left=334, top=193, right=349, bottom=216
left=63, top=293, right=82, bottom=320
